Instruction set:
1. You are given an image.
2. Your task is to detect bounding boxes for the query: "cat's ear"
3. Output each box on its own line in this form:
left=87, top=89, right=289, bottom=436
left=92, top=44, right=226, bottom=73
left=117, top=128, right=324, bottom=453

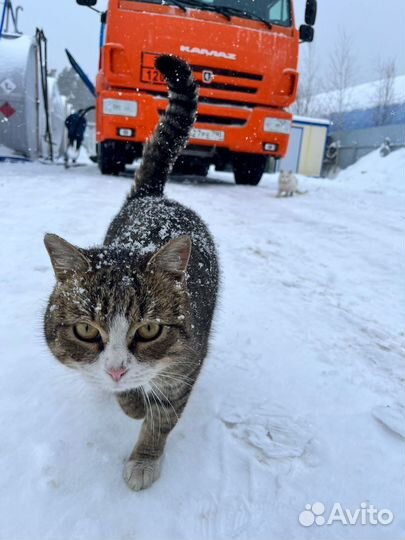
left=44, top=233, right=90, bottom=282
left=147, top=236, right=191, bottom=277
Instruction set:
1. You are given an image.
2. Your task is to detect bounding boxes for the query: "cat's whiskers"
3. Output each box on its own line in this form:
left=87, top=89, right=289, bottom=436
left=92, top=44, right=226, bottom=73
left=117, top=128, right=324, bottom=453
left=149, top=384, right=171, bottom=436
left=150, top=382, right=179, bottom=424
left=156, top=372, right=194, bottom=388
left=161, top=359, right=199, bottom=372
left=142, top=385, right=156, bottom=437
left=149, top=387, right=163, bottom=434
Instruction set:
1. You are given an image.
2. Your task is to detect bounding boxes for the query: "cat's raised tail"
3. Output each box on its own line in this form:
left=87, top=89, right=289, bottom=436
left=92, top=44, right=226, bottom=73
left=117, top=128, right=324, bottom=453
left=132, top=55, right=198, bottom=198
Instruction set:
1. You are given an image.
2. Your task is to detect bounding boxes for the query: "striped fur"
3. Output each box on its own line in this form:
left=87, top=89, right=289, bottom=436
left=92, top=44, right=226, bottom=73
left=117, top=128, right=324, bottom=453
left=132, top=54, right=198, bottom=198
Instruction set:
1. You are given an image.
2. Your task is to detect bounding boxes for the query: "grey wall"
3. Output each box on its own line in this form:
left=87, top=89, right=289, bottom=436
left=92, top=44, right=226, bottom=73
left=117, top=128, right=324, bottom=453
left=334, top=124, right=405, bottom=169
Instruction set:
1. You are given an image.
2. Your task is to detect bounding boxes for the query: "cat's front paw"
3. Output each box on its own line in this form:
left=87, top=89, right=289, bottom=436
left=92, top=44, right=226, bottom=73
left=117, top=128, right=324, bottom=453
left=123, top=458, right=161, bottom=491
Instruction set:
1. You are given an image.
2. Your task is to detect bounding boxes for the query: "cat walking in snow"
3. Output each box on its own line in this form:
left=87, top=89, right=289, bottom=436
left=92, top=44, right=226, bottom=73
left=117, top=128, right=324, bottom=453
left=43, top=56, right=219, bottom=491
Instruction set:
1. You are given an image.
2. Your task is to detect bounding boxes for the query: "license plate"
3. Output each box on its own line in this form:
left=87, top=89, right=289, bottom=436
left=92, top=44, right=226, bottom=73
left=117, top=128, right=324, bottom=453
left=190, top=127, right=225, bottom=142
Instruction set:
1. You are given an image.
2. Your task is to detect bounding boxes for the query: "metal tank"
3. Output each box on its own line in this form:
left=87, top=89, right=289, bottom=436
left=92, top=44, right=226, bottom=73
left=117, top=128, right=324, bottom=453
left=0, top=33, right=66, bottom=160
left=0, top=34, right=39, bottom=158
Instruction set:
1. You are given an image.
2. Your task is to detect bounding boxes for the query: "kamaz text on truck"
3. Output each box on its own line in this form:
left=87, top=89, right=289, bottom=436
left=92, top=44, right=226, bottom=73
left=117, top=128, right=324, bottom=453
left=77, top=0, right=316, bottom=184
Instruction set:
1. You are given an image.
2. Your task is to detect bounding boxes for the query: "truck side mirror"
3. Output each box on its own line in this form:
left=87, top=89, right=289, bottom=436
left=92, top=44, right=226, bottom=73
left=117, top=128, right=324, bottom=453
left=304, top=0, right=317, bottom=26
left=76, top=0, right=98, bottom=6
left=299, top=24, right=314, bottom=42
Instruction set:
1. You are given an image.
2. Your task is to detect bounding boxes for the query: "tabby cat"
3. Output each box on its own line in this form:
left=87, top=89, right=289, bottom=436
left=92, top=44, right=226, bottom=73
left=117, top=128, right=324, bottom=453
left=44, top=55, right=219, bottom=491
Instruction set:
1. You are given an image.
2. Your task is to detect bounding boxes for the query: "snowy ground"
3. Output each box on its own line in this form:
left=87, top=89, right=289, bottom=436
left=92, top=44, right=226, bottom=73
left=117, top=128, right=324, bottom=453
left=0, top=150, right=404, bottom=540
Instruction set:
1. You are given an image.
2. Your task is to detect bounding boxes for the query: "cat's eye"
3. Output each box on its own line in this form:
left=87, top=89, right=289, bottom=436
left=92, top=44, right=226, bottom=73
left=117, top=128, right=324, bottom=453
left=135, top=322, right=162, bottom=342
left=74, top=322, right=100, bottom=342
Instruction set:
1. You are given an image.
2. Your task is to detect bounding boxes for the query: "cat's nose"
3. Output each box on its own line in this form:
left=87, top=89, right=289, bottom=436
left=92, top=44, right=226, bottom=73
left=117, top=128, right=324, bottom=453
left=107, top=367, right=128, bottom=382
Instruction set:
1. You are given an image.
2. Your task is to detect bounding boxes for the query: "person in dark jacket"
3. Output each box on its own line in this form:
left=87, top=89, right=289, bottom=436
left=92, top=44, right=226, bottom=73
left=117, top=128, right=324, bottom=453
left=64, top=106, right=94, bottom=167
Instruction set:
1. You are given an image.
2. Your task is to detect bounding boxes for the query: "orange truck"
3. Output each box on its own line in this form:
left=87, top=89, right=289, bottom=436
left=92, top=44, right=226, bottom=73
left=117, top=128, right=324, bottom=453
left=77, top=0, right=316, bottom=184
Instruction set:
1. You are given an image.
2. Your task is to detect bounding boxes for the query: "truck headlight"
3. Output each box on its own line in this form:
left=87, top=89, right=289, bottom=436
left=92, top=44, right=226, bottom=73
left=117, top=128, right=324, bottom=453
left=103, top=99, right=138, bottom=117
left=264, top=118, right=291, bottom=134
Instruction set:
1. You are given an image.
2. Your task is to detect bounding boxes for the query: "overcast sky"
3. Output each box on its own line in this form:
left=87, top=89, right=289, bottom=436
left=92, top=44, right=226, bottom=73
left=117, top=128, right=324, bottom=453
left=15, top=0, right=405, bottom=85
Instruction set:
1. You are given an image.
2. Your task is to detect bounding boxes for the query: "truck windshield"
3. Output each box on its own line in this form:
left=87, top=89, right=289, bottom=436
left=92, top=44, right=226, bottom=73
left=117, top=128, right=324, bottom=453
left=125, top=0, right=291, bottom=27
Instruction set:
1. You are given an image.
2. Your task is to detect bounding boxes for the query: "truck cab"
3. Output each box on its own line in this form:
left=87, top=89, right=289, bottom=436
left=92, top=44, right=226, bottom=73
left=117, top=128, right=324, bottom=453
left=78, top=0, right=316, bottom=184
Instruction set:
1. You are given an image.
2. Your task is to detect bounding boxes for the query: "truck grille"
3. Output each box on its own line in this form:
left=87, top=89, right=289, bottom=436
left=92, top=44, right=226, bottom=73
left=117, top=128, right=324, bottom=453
left=148, top=89, right=257, bottom=109
left=190, top=64, right=262, bottom=81
left=141, top=52, right=262, bottom=96
left=196, top=113, right=246, bottom=126
left=158, top=108, right=247, bottom=127
left=191, top=64, right=262, bottom=95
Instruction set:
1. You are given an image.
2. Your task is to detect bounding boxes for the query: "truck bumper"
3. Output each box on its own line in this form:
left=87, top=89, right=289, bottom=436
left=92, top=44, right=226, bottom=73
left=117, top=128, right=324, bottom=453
left=96, top=90, right=292, bottom=158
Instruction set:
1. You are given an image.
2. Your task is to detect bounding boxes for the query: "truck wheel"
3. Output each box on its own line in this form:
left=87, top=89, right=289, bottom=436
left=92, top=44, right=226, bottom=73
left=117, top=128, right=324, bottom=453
left=232, top=153, right=267, bottom=185
left=98, top=141, right=125, bottom=175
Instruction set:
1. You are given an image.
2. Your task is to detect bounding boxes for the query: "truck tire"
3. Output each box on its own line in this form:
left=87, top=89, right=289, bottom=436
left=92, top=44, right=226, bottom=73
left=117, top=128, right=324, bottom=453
left=232, top=153, right=267, bottom=185
left=98, top=141, right=125, bottom=175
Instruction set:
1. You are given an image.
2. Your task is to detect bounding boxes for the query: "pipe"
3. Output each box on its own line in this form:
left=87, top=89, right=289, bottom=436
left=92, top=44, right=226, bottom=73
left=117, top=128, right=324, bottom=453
left=0, top=0, right=8, bottom=40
